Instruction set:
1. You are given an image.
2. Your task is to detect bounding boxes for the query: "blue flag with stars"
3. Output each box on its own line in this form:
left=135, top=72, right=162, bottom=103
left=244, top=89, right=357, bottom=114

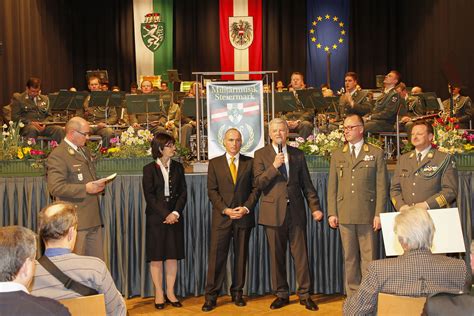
left=306, top=0, right=349, bottom=91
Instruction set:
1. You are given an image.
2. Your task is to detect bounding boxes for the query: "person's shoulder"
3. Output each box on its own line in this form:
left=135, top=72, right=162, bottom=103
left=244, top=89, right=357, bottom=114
left=254, top=145, right=269, bottom=157
left=239, top=153, right=253, bottom=161
left=366, top=142, right=384, bottom=155
left=12, top=291, right=70, bottom=315
left=288, top=145, right=303, bottom=155
left=143, top=161, right=156, bottom=171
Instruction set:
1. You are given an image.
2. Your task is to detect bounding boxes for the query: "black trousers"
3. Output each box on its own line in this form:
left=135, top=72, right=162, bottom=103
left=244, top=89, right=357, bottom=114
left=204, top=221, right=252, bottom=299
left=265, top=205, right=311, bottom=299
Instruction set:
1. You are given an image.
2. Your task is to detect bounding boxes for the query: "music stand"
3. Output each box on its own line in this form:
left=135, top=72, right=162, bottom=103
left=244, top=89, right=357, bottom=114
left=417, top=92, right=440, bottom=113
left=273, top=92, right=298, bottom=112
left=49, top=91, right=86, bottom=118
left=125, top=94, right=163, bottom=129
left=182, top=97, right=207, bottom=118
left=167, top=69, right=182, bottom=82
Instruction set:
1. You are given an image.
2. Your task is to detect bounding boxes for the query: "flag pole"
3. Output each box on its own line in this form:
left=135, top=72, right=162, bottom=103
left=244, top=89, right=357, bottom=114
left=326, top=51, right=331, bottom=88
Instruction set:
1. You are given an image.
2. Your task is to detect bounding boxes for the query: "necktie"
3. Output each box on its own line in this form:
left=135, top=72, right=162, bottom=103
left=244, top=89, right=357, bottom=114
left=278, top=157, right=288, bottom=180
left=230, top=157, right=237, bottom=184
left=351, top=145, right=356, bottom=162
left=417, top=153, right=422, bottom=165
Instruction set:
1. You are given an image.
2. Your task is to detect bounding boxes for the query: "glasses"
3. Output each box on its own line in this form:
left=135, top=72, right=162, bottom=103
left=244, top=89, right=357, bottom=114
left=164, top=143, right=176, bottom=148
left=343, top=125, right=362, bottom=131
left=75, top=130, right=91, bottom=137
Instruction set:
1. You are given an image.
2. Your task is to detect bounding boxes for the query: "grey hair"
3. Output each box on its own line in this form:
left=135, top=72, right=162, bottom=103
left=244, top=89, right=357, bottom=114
left=65, top=116, right=87, bottom=134
left=394, top=207, right=435, bottom=250
left=268, top=118, right=288, bottom=132
left=39, top=202, right=78, bottom=242
left=0, top=226, right=37, bottom=282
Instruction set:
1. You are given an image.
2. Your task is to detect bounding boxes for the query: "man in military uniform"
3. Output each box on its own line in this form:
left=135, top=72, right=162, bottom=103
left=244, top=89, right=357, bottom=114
left=11, top=77, right=65, bottom=143
left=280, top=72, right=314, bottom=139
left=396, top=83, right=425, bottom=132
left=364, top=70, right=402, bottom=133
left=442, top=84, right=473, bottom=129
left=390, top=121, right=458, bottom=211
left=79, top=75, right=117, bottom=147
left=328, top=114, right=388, bottom=297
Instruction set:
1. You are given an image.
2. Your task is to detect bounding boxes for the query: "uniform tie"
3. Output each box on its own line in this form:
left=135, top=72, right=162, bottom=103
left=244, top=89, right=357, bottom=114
left=230, top=157, right=237, bottom=184
left=351, top=145, right=356, bottom=162
left=417, top=152, right=422, bottom=165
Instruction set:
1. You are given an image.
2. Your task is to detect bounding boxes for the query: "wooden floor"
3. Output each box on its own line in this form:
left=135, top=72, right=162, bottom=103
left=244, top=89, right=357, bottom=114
left=126, top=294, right=345, bottom=315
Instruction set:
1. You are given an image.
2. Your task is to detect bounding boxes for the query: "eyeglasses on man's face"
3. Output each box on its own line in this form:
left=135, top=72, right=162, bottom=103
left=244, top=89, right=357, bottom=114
left=343, top=125, right=362, bottom=131
left=75, top=130, right=91, bottom=137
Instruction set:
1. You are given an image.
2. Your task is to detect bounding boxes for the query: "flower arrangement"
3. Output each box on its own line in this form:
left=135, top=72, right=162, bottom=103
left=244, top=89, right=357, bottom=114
left=1, top=121, right=24, bottom=160
left=101, top=127, right=153, bottom=158
left=432, top=117, right=474, bottom=154
left=289, top=129, right=346, bottom=157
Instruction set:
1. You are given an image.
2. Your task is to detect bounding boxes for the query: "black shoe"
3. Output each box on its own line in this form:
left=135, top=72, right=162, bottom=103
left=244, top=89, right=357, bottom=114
left=164, top=295, right=182, bottom=307
left=202, top=299, right=217, bottom=312
left=231, top=293, right=246, bottom=307
left=154, top=302, right=165, bottom=310
left=300, top=297, right=319, bottom=311
left=270, top=297, right=289, bottom=309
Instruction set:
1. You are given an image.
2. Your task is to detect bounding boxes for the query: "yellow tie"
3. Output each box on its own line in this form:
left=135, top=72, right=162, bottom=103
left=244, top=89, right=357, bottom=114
left=230, top=157, right=237, bottom=184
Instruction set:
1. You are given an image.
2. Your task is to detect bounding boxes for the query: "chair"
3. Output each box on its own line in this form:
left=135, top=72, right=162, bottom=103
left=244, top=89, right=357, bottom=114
left=59, top=294, right=106, bottom=316
left=377, top=293, right=426, bottom=316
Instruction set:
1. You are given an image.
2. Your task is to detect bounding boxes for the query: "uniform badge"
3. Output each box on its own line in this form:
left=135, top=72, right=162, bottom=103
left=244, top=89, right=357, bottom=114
left=363, top=155, right=375, bottom=161
left=78, top=173, right=83, bottom=181
left=67, top=147, right=76, bottom=156
left=421, top=165, right=438, bottom=176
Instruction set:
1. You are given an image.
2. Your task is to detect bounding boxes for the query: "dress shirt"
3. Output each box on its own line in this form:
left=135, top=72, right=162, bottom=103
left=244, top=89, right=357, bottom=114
left=0, top=282, right=29, bottom=294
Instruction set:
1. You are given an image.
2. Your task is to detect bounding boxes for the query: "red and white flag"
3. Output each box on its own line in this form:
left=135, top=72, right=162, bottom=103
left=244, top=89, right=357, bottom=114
left=220, top=0, right=262, bottom=80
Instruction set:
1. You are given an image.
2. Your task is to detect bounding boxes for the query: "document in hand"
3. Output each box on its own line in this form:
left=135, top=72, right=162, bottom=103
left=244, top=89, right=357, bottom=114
left=94, top=173, right=117, bottom=184
left=380, top=208, right=465, bottom=256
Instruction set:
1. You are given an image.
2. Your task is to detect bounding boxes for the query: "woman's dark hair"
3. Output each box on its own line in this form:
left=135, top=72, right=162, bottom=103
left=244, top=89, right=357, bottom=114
left=151, top=133, right=175, bottom=159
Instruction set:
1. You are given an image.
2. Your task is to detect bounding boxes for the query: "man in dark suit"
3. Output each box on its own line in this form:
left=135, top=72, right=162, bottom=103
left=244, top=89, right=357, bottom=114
left=10, top=77, right=65, bottom=143
left=46, top=117, right=106, bottom=259
left=253, top=118, right=323, bottom=311
left=343, top=207, right=470, bottom=315
left=0, top=226, right=70, bottom=316
left=202, top=128, right=260, bottom=312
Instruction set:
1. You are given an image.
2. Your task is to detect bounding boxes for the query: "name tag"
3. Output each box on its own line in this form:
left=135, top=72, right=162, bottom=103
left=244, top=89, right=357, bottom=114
left=78, top=173, right=83, bottom=181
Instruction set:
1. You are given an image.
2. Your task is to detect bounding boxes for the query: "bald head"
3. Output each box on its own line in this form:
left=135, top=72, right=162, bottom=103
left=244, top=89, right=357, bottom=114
left=65, top=117, right=90, bottom=146
left=39, top=202, right=78, bottom=243
left=411, top=86, right=423, bottom=95
left=65, top=117, right=87, bottom=134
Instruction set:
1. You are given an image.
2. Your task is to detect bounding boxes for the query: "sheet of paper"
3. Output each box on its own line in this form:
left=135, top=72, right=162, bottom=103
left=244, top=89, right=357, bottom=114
left=95, top=173, right=117, bottom=183
left=380, top=208, right=465, bottom=256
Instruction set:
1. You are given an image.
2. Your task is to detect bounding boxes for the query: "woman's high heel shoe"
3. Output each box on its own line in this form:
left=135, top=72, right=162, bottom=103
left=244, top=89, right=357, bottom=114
left=165, top=295, right=183, bottom=307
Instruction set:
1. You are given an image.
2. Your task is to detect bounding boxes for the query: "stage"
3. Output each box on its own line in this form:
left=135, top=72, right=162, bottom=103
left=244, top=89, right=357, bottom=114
left=0, top=170, right=472, bottom=298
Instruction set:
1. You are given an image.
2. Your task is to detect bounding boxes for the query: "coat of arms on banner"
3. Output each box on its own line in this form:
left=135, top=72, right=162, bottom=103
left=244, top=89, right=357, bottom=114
left=141, top=13, right=165, bottom=52
left=229, top=17, right=253, bottom=49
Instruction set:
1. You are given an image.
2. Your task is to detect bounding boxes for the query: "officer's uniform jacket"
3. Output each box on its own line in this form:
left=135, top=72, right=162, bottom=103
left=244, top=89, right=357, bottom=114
left=337, top=89, right=372, bottom=120
left=328, top=142, right=387, bottom=224
left=11, top=91, right=51, bottom=123
left=390, top=149, right=458, bottom=210
left=442, top=95, right=473, bottom=128
left=370, top=88, right=401, bottom=122
left=80, top=95, right=118, bottom=125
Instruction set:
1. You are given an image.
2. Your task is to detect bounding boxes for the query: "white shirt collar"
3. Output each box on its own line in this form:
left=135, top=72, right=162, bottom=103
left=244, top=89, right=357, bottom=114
left=271, top=143, right=287, bottom=154
left=349, top=138, right=364, bottom=157
left=384, top=86, right=395, bottom=94
left=64, top=137, right=78, bottom=151
left=226, top=152, right=240, bottom=161
left=0, top=282, right=29, bottom=294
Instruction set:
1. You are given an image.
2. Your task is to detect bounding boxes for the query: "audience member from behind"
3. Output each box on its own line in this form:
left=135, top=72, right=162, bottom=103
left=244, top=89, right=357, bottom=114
left=31, top=202, right=126, bottom=316
left=0, top=226, right=70, bottom=316
left=343, top=207, right=470, bottom=315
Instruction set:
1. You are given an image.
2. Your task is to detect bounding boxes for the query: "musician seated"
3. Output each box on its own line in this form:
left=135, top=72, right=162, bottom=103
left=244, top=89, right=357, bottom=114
left=11, top=77, right=65, bottom=143
left=78, top=75, right=117, bottom=147
left=281, top=72, right=314, bottom=139
left=442, top=83, right=473, bottom=129
left=321, top=84, right=334, bottom=97
left=128, top=80, right=166, bottom=135
left=395, top=83, right=425, bottom=132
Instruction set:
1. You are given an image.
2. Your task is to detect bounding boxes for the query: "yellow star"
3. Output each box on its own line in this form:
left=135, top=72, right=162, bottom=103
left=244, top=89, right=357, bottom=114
left=317, top=16, right=322, bottom=21
left=333, top=16, right=338, bottom=21
left=324, top=46, right=329, bottom=51
left=339, top=38, right=344, bottom=43
left=312, top=21, right=316, bottom=26
left=332, top=44, right=337, bottom=49
left=311, top=37, right=316, bottom=42
left=325, top=14, right=330, bottom=19
left=341, top=30, right=346, bottom=35
left=310, top=29, right=315, bottom=34
left=316, top=43, right=322, bottom=49
left=339, top=22, right=344, bottom=27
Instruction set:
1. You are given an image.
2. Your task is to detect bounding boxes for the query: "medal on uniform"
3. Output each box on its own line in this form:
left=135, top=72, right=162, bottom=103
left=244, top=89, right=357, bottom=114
left=78, top=173, right=83, bottom=181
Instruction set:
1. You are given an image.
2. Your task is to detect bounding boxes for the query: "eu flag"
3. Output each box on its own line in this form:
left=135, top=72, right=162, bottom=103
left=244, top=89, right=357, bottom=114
left=306, top=0, right=349, bottom=91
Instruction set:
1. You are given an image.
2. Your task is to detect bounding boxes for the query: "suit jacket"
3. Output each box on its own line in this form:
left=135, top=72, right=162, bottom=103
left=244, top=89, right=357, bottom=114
left=0, top=290, right=70, bottom=316
left=390, top=149, right=458, bottom=210
left=207, top=154, right=259, bottom=228
left=253, top=144, right=320, bottom=227
left=370, top=88, right=401, bottom=123
left=142, top=160, right=187, bottom=220
left=11, top=91, right=51, bottom=123
left=328, top=142, right=387, bottom=224
left=46, top=141, right=101, bottom=230
left=343, top=249, right=470, bottom=316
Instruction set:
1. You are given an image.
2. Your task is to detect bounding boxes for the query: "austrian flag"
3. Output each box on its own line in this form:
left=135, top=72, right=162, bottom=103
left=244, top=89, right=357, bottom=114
left=220, top=0, right=262, bottom=80
left=211, top=102, right=260, bottom=122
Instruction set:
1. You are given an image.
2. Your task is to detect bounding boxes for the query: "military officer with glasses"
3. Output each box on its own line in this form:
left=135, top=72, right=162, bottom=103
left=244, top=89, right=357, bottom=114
left=328, top=114, right=388, bottom=297
left=46, top=116, right=106, bottom=259
left=390, top=120, right=458, bottom=212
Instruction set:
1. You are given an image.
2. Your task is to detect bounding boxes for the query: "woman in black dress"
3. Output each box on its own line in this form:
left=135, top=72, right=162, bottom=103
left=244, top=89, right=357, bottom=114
left=143, top=133, right=187, bottom=309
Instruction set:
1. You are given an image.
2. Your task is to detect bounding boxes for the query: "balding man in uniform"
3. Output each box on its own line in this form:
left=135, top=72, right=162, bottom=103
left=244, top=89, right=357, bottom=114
left=390, top=121, right=458, bottom=211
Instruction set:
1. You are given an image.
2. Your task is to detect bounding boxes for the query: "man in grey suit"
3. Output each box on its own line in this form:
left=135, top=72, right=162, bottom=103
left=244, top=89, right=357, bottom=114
left=202, top=128, right=260, bottom=312
left=328, top=114, right=388, bottom=297
left=46, top=117, right=106, bottom=259
left=253, top=118, right=323, bottom=311
left=343, top=207, right=470, bottom=315
left=11, top=77, right=65, bottom=143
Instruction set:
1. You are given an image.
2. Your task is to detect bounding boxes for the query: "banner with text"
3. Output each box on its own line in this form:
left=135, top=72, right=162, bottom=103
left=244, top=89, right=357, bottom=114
left=207, top=81, right=264, bottom=159
left=133, top=0, right=173, bottom=84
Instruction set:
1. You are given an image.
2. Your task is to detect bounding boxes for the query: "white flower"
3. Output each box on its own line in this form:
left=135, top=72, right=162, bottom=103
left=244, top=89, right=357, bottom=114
left=2, top=124, right=7, bottom=129
left=309, top=144, right=319, bottom=152
left=19, top=122, right=25, bottom=128
left=2, top=132, right=8, bottom=136
left=8, top=121, right=13, bottom=126
left=137, top=139, right=144, bottom=145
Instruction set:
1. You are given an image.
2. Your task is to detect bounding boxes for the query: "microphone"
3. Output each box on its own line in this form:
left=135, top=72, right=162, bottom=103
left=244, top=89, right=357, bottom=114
left=277, top=139, right=283, bottom=153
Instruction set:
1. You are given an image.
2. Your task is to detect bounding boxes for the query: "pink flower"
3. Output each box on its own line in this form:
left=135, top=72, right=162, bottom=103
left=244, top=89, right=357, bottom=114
left=110, top=136, right=120, bottom=144
left=295, top=137, right=305, bottom=143
left=28, top=138, right=36, bottom=145
left=306, top=135, right=315, bottom=141
left=30, top=149, right=45, bottom=156
left=49, top=140, right=58, bottom=148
